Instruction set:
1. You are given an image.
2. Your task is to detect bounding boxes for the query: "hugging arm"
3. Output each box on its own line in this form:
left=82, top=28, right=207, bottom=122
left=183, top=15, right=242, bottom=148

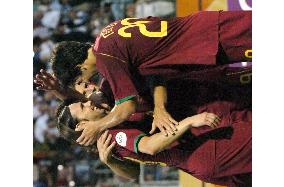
left=97, top=131, right=140, bottom=180
left=76, top=99, right=137, bottom=146
left=138, top=112, right=220, bottom=155
left=151, top=85, right=179, bottom=136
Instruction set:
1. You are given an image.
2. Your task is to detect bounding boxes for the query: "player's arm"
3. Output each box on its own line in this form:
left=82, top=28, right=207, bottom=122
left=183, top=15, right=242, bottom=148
left=76, top=99, right=137, bottom=146
left=34, top=69, right=87, bottom=101
left=76, top=54, right=140, bottom=145
left=97, top=131, right=140, bottom=180
left=106, top=155, right=140, bottom=180
left=97, top=99, right=137, bottom=130
left=151, top=85, right=178, bottom=136
left=138, top=112, right=220, bottom=155
left=56, top=86, right=87, bottom=101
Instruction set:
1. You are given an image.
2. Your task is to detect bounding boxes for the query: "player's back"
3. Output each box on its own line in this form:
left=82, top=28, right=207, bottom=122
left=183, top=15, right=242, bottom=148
left=93, top=11, right=220, bottom=74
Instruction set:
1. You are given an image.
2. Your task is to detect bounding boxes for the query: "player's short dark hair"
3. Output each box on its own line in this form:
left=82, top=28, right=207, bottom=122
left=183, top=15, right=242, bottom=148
left=56, top=100, right=97, bottom=153
left=51, top=41, right=92, bottom=87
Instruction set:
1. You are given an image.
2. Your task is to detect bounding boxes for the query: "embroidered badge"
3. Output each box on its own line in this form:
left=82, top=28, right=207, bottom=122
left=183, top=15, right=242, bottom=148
left=115, top=132, right=127, bottom=147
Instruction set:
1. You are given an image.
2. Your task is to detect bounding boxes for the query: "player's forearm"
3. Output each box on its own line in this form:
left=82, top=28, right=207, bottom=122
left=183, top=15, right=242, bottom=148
left=98, top=100, right=137, bottom=131
left=52, top=87, right=87, bottom=101
left=138, top=117, right=193, bottom=155
left=153, top=85, right=167, bottom=108
left=106, top=156, right=140, bottom=180
left=51, top=90, right=67, bottom=101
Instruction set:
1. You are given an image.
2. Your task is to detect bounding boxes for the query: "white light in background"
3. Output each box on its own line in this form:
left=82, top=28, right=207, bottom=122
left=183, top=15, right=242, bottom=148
left=57, top=165, right=63, bottom=171
left=69, top=180, right=75, bottom=187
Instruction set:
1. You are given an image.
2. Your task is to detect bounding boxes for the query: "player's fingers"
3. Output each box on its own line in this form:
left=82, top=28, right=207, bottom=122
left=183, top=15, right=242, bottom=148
left=40, top=69, right=48, bottom=76
left=162, top=122, right=175, bottom=135
left=35, top=74, right=41, bottom=80
left=205, top=119, right=214, bottom=128
left=97, top=135, right=104, bottom=149
left=157, top=124, right=168, bottom=136
left=104, top=134, right=112, bottom=148
left=149, top=123, right=157, bottom=134
left=87, top=137, right=96, bottom=146
left=101, top=130, right=109, bottom=143
left=209, top=118, right=218, bottom=128
left=209, top=113, right=221, bottom=122
left=80, top=135, right=90, bottom=146
left=75, top=124, right=84, bottom=131
left=75, top=121, right=88, bottom=131
left=214, top=117, right=220, bottom=125
left=35, top=76, right=45, bottom=84
left=36, top=86, right=47, bottom=91
left=90, top=138, right=97, bottom=146
left=211, top=121, right=218, bottom=128
left=207, top=115, right=220, bottom=126
left=168, top=116, right=179, bottom=126
left=162, top=118, right=176, bottom=131
left=168, top=120, right=178, bottom=132
left=212, top=118, right=220, bottom=126
left=106, top=141, right=116, bottom=154
left=34, top=80, right=44, bottom=88
left=38, top=74, right=52, bottom=85
left=36, top=74, right=46, bottom=81
left=84, top=139, right=91, bottom=146
left=215, top=114, right=221, bottom=121
left=40, top=69, right=53, bottom=79
left=76, top=134, right=86, bottom=144
left=34, top=79, right=43, bottom=85
left=206, top=115, right=220, bottom=125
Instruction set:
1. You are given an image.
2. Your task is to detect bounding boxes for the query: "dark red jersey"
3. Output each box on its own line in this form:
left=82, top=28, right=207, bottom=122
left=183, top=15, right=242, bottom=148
left=93, top=11, right=252, bottom=104
left=105, top=66, right=251, bottom=186
left=108, top=106, right=251, bottom=186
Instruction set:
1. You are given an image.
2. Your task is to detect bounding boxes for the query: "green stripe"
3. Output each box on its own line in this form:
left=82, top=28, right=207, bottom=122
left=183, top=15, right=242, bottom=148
left=115, top=95, right=136, bottom=105
left=134, top=134, right=146, bottom=154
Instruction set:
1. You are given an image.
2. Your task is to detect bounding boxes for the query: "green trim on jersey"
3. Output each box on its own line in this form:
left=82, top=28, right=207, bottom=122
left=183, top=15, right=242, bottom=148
left=115, top=95, right=136, bottom=105
left=134, top=134, right=146, bottom=153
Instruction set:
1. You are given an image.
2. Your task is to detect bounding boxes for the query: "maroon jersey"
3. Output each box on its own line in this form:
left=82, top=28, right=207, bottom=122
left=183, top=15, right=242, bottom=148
left=105, top=67, right=251, bottom=186
left=108, top=106, right=251, bottom=186
left=93, top=11, right=252, bottom=104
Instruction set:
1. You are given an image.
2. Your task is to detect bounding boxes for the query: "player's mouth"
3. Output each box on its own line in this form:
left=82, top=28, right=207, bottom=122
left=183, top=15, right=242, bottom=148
left=91, top=106, right=105, bottom=113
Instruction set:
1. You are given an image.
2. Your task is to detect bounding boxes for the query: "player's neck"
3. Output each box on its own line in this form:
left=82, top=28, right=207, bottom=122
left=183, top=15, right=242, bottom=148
left=87, top=48, right=96, bottom=65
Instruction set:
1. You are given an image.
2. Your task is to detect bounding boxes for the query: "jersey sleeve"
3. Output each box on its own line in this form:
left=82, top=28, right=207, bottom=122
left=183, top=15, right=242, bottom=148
left=95, top=53, right=139, bottom=105
left=109, top=128, right=146, bottom=153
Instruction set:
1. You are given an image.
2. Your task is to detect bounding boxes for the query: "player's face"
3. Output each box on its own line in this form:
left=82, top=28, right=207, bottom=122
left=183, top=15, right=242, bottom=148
left=79, top=57, right=97, bottom=84
left=74, top=79, right=97, bottom=98
left=69, top=101, right=107, bottom=122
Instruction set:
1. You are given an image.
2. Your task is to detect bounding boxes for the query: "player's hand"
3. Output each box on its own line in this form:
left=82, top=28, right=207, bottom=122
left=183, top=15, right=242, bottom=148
left=150, top=107, right=178, bottom=136
left=34, top=69, right=61, bottom=92
left=97, top=130, right=116, bottom=165
left=75, top=121, right=103, bottom=146
left=190, top=112, right=221, bottom=128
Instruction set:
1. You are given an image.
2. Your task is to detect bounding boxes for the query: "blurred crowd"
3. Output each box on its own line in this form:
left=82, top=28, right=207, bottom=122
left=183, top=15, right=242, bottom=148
left=33, top=0, right=176, bottom=186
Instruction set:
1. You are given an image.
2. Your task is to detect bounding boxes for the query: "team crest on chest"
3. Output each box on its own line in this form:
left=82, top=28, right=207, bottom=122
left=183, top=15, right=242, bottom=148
left=115, top=132, right=127, bottom=147
left=100, top=22, right=117, bottom=38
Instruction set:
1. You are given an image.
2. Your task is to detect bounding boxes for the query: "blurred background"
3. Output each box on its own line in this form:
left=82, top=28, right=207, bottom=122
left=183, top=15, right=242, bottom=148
left=33, top=0, right=251, bottom=186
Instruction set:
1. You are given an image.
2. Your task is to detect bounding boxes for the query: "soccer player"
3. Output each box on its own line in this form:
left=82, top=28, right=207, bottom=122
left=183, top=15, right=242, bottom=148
left=36, top=62, right=251, bottom=146
left=51, top=10, right=252, bottom=145
left=56, top=95, right=251, bottom=187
